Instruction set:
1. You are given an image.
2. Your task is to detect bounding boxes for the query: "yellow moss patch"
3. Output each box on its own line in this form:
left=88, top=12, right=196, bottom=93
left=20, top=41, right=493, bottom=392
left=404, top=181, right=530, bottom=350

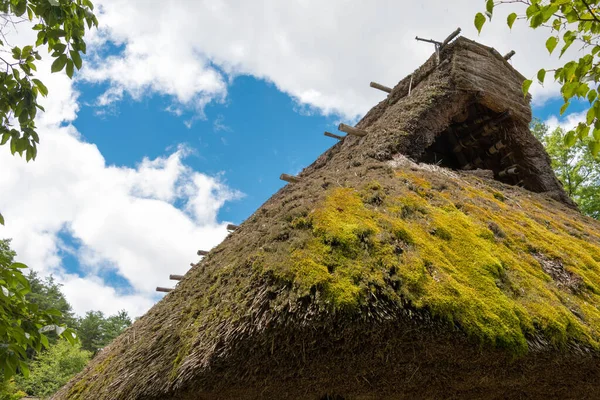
left=263, top=171, right=600, bottom=353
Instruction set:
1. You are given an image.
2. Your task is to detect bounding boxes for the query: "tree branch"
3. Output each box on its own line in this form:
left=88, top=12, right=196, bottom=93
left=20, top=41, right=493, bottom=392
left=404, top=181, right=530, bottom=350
left=581, top=0, right=600, bottom=24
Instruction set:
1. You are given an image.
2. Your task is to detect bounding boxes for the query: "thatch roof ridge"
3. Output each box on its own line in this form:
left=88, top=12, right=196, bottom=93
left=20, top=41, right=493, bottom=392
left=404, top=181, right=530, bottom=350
left=53, top=36, right=600, bottom=399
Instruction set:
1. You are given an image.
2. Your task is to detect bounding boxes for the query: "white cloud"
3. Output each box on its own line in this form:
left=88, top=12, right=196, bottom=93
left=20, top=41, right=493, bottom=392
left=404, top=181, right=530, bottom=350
left=545, top=110, right=587, bottom=132
left=83, top=0, right=582, bottom=120
left=0, top=124, right=242, bottom=316
left=0, top=28, right=242, bottom=317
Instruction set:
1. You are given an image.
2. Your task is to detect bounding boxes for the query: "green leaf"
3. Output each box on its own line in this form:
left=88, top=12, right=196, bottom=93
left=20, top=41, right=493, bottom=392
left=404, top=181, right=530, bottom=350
left=12, top=0, right=26, bottom=17
left=0, top=213, right=4, bottom=225
left=11, top=262, right=28, bottom=269
left=560, top=102, right=570, bottom=115
left=589, top=140, right=600, bottom=156
left=564, top=130, right=577, bottom=146
left=537, top=69, right=546, bottom=84
left=66, top=59, right=74, bottom=79
left=486, top=0, right=494, bottom=16
left=560, top=31, right=577, bottom=57
left=577, top=123, right=590, bottom=139
left=70, top=50, right=83, bottom=70
left=588, top=90, right=597, bottom=104
left=587, top=106, right=596, bottom=125
left=51, top=55, right=68, bottom=73
left=475, top=13, right=486, bottom=34
left=52, top=43, right=67, bottom=53
left=19, top=361, right=29, bottom=379
left=546, top=36, right=558, bottom=54
left=507, top=13, right=517, bottom=29
left=594, top=128, right=600, bottom=141
left=32, top=79, right=48, bottom=97
left=522, top=79, right=533, bottom=97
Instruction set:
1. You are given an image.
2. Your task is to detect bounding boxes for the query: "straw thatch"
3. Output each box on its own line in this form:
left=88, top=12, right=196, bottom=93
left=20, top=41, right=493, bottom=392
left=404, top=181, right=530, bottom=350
left=53, top=37, right=600, bottom=400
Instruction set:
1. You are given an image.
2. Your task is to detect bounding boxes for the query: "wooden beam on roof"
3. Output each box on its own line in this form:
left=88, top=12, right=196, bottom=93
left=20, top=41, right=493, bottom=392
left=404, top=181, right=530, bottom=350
left=441, top=27, right=461, bottom=48
left=369, top=82, right=392, bottom=94
left=197, top=250, right=209, bottom=256
left=488, top=141, right=506, bottom=155
left=169, top=274, right=184, bottom=281
left=324, top=131, right=344, bottom=140
left=499, top=165, right=520, bottom=178
left=504, top=50, right=516, bottom=60
left=156, top=287, right=173, bottom=293
left=338, top=123, right=367, bottom=137
left=280, top=173, right=300, bottom=183
left=226, top=223, right=239, bottom=231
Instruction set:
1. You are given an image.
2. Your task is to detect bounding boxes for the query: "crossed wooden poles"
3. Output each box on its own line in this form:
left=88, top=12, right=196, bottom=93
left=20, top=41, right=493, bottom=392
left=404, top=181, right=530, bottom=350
left=157, top=27, right=517, bottom=294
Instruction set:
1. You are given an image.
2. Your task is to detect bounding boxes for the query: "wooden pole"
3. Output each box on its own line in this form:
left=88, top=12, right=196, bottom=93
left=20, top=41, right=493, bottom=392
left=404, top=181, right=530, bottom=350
left=156, top=287, right=173, bottom=293
left=441, top=27, right=461, bottom=48
left=415, top=36, right=441, bottom=46
left=170, top=274, right=184, bottom=281
left=324, top=131, right=344, bottom=140
left=226, top=223, right=239, bottom=231
left=504, top=50, right=516, bottom=60
left=197, top=250, right=209, bottom=256
left=280, top=173, right=301, bottom=183
left=499, top=165, right=519, bottom=178
left=338, top=123, right=367, bottom=137
left=488, top=141, right=506, bottom=155
left=369, top=82, right=392, bottom=94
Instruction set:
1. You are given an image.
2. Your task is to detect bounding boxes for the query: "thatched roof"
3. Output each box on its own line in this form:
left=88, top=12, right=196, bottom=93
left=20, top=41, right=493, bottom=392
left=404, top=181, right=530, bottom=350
left=53, top=37, right=600, bottom=400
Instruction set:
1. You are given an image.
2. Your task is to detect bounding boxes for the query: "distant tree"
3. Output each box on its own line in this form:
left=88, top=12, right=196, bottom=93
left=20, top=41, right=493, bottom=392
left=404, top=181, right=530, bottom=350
left=102, top=310, right=132, bottom=347
left=77, top=309, right=131, bottom=354
left=0, top=239, right=76, bottom=381
left=532, top=120, right=600, bottom=218
left=77, top=311, right=104, bottom=354
left=26, top=271, right=76, bottom=328
left=15, top=340, right=91, bottom=398
left=475, top=0, right=600, bottom=155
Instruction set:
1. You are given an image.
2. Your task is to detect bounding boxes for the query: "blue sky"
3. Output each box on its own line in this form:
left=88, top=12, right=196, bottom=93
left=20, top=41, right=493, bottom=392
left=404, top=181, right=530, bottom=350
left=0, top=0, right=589, bottom=317
left=75, top=76, right=343, bottom=224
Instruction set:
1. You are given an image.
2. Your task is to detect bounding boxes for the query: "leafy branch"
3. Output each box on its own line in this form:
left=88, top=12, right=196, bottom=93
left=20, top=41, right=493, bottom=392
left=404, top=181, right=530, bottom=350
left=476, top=0, right=600, bottom=155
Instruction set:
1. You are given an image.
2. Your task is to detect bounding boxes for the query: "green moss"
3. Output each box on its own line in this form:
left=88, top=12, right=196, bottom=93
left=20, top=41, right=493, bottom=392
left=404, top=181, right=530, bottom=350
left=493, top=191, right=506, bottom=202
left=259, top=170, right=600, bottom=354
left=360, top=180, right=386, bottom=205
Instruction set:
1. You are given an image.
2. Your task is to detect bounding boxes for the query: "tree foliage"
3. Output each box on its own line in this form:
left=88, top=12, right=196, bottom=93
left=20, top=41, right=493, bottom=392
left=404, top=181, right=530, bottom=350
left=78, top=310, right=132, bottom=354
left=0, top=0, right=97, bottom=161
left=14, top=340, right=91, bottom=398
left=0, top=0, right=97, bottom=226
left=532, top=120, right=600, bottom=217
left=0, top=239, right=76, bottom=381
left=475, top=0, right=600, bottom=155
left=26, top=271, right=76, bottom=329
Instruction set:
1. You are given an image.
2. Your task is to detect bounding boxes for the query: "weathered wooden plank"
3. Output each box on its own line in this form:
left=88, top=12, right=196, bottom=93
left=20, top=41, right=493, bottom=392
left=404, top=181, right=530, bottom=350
left=226, top=224, right=239, bottom=231
left=369, top=82, right=392, bottom=93
left=197, top=250, right=209, bottom=256
left=324, top=131, right=344, bottom=140
left=488, top=141, right=506, bottom=155
left=170, top=274, right=184, bottom=281
left=156, top=287, right=173, bottom=293
left=499, top=165, right=519, bottom=177
left=280, top=174, right=300, bottom=183
left=504, top=50, right=516, bottom=60
left=338, top=123, right=367, bottom=137
left=441, top=27, right=461, bottom=48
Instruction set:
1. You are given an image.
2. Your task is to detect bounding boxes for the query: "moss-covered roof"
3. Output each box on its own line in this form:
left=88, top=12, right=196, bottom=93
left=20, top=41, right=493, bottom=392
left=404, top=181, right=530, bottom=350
left=53, top=37, right=600, bottom=400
